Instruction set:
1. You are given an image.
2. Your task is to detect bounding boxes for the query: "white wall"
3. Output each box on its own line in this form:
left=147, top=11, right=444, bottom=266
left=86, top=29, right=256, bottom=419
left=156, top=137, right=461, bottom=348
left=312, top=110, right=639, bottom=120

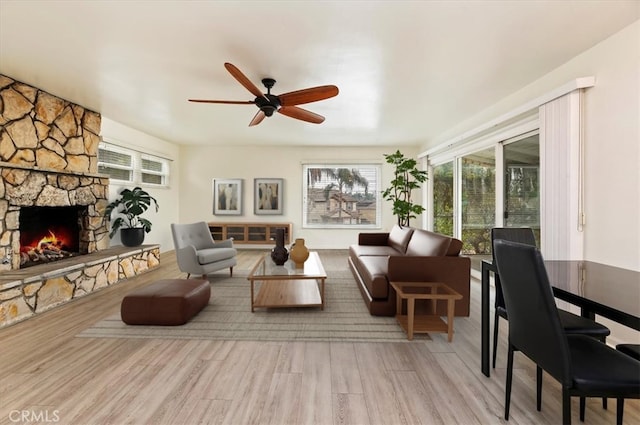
left=100, top=118, right=181, bottom=252
left=427, top=20, right=640, bottom=271
left=579, top=21, right=639, bottom=270
left=177, top=145, right=419, bottom=249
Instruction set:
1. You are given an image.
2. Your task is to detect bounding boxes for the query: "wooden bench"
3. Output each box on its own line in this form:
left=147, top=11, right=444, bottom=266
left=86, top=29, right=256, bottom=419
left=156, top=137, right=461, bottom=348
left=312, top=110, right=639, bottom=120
left=121, top=279, right=210, bottom=325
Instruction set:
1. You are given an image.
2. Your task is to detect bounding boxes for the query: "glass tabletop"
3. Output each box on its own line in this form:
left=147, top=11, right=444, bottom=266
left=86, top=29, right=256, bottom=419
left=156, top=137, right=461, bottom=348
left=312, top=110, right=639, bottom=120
left=249, top=251, right=326, bottom=279
left=485, top=259, right=640, bottom=328
left=544, top=260, right=640, bottom=325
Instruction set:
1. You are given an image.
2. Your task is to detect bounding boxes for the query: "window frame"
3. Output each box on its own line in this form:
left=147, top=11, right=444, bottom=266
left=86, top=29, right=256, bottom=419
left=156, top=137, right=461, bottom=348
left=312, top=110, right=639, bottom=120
left=140, top=153, right=168, bottom=185
left=302, top=163, right=381, bottom=229
left=98, top=141, right=170, bottom=188
left=97, top=143, right=134, bottom=183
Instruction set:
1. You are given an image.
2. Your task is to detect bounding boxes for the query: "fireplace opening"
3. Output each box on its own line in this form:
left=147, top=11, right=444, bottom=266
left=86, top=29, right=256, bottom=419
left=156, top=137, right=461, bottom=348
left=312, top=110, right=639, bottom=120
left=19, top=206, right=86, bottom=268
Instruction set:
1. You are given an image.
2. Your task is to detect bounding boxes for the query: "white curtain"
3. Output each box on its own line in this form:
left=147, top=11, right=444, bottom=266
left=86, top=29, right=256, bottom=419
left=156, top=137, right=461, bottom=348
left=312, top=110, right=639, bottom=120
left=539, top=90, right=584, bottom=260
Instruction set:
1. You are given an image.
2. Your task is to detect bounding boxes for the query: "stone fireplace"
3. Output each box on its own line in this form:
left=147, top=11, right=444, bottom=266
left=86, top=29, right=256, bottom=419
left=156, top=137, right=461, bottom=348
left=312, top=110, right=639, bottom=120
left=1, top=166, right=110, bottom=270
left=0, top=74, right=160, bottom=328
left=0, top=73, right=109, bottom=270
left=1, top=164, right=109, bottom=270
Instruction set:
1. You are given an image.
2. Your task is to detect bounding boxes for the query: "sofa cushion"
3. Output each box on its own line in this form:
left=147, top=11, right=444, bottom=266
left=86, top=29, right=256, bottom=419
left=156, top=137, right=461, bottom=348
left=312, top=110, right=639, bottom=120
left=350, top=244, right=402, bottom=258
left=358, top=232, right=389, bottom=246
left=405, top=229, right=451, bottom=256
left=446, top=238, right=463, bottom=256
left=388, top=225, right=414, bottom=254
left=356, top=256, right=390, bottom=299
left=197, top=247, right=237, bottom=264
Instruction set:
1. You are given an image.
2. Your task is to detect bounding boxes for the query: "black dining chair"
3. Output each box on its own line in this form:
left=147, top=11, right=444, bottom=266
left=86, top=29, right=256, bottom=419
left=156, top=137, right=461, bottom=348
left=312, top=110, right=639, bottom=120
left=617, top=344, right=640, bottom=361
left=490, top=228, right=611, bottom=369
left=493, top=239, right=640, bottom=424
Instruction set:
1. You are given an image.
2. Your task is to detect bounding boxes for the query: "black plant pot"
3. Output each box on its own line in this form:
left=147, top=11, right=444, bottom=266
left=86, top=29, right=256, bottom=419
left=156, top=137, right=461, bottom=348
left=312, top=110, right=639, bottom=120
left=120, top=228, right=145, bottom=247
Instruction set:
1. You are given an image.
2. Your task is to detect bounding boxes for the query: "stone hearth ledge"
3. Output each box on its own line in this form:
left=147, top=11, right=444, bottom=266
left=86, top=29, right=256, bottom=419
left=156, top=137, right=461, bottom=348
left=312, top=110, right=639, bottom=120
left=0, top=244, right=160, bottom=328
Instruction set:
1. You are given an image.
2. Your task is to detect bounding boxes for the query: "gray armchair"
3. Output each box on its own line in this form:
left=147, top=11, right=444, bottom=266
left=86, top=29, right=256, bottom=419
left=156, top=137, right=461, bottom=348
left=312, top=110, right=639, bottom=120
left=171, top=221, right=237, bottom=279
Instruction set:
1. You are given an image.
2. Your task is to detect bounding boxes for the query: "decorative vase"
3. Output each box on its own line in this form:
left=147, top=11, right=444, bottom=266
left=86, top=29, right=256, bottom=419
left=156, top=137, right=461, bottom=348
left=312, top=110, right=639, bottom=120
left=290, top=238, right=309, bottom=268
left=270, top=228, right=289, bottom=265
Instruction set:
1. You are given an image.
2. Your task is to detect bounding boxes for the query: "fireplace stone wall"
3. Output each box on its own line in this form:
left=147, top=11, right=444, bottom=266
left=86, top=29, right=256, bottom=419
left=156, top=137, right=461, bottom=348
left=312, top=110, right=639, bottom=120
left=0, top=74, right=109, bottom=271
left=0, top=75, right=160, bottom=328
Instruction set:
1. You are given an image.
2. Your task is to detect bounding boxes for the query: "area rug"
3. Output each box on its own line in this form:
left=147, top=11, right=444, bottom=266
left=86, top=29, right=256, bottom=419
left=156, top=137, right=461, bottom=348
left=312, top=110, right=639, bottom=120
left=77, top=269, right=429, bottom=342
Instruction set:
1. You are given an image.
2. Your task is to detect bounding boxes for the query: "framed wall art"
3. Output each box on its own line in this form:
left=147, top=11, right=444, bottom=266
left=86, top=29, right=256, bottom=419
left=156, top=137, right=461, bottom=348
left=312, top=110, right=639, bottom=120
left=254, top=178, right=283, bottom=215
left=213, top=179, right=243, bottom=215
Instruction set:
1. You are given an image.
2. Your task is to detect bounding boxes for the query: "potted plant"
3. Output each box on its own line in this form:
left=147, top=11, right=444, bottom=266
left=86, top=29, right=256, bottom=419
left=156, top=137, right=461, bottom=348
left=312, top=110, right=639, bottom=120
left=382, top=150, right=428, bottom=227
left=104, top=186, right=159, bottom=247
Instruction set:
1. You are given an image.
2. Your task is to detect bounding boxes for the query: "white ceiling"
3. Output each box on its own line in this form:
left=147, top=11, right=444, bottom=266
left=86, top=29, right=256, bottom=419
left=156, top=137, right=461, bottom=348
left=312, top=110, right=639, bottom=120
left=1, top=1, right=638, bottom=149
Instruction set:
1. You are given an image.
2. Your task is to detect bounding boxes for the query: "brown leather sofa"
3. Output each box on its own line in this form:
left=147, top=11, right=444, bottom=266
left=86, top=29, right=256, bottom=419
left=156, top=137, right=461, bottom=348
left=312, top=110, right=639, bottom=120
left=348, top=225, right=470, bottom=317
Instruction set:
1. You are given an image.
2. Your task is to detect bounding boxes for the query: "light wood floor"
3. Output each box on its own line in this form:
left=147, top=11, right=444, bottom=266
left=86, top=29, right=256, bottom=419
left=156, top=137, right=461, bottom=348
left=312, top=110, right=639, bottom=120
left=0, top=250, right=638, bottom=425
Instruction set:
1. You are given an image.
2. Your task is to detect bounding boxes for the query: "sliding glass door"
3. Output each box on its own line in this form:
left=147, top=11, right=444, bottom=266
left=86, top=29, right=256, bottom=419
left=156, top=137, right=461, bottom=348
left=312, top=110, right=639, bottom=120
left=428, top=132, right=541, bottom=272
left=503, top=134, right=540, bottom=242
left=461, top=148, right=496, bottom=256
left=432, top=161, right=454, bottom=236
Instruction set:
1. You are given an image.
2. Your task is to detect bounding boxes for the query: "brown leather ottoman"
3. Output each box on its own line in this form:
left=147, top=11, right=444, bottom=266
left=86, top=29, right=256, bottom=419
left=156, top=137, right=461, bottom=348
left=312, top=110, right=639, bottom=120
left=121, top=279, right=210, bottom=325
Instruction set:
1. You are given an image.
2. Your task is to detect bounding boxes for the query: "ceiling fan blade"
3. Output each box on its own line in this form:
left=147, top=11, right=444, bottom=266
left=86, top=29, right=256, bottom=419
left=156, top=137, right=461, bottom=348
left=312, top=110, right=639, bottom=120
left=188, top=99, right=255, bottom=105
left=278, top=85, right=339, bottom=106
left=224, top=62, right=268, bottom=100
left=278, top=106, right=325, bottom=124
left=249, top=110, right=266, bottom=127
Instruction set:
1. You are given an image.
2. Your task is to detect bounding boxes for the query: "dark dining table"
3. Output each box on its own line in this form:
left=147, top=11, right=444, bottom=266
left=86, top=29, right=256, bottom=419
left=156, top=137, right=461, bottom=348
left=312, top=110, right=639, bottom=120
left=481, top=259, right=640, bottom=377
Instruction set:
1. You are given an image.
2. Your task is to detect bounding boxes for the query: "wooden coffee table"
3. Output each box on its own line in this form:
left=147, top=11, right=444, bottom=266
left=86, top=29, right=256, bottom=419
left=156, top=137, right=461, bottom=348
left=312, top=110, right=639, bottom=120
left=390, top=281, right=462, bottom=341
left=248, top=251, right=327, bottom=312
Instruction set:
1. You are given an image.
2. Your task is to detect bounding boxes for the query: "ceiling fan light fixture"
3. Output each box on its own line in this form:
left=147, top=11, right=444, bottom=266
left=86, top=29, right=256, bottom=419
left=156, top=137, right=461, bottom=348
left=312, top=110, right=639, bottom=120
left=189, top=62, right=338, bottom=126
left=255, top=94, right=281, bottom=117
left=261, top=104, right=277, bottom=117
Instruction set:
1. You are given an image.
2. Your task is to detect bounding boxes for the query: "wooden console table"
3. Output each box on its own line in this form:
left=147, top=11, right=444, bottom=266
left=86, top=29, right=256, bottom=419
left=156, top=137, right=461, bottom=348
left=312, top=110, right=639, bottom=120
left=390, top=281, right=462, bottom=342
left=208, top=222, right=292, bottom=245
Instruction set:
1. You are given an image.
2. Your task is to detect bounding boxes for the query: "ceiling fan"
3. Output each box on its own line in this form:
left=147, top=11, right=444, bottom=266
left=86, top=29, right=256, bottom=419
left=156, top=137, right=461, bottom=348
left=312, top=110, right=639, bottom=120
left=189, top=63, right=339, bottom=126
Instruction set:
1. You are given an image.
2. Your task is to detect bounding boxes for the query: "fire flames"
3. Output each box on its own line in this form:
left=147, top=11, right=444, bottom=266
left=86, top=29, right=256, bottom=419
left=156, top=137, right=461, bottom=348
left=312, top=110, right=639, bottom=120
left=20, top=229, right=75, bottom=266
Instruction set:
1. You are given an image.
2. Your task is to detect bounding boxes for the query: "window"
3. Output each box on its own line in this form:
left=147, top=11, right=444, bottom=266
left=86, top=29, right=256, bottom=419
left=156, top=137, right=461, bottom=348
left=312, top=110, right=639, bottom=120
left=303, top=164, right=381, bottom=228
left=98, top=142, right=169, bottom=187
left=427, top=131, right=540, bottom=271
left=461, top=147, right=496, bottom=255
left=141, top=155, right=166, bottom=185
left=503, top=134, right=540, bottom=237
left=432, top=161, right=454, bottom=236
left=98, top=144, right=133, bottom=182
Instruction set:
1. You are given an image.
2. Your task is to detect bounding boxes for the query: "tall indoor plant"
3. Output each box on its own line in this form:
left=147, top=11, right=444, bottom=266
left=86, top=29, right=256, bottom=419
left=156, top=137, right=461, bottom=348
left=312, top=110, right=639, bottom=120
left=104, top=186, right=159, bottom=247
left=382, top=150, right=428, bottom=227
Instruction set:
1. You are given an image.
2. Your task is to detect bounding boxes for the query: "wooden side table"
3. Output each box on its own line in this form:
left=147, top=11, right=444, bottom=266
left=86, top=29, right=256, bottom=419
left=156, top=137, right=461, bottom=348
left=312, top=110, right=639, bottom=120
left=390, top=281, right=462, bottom=342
